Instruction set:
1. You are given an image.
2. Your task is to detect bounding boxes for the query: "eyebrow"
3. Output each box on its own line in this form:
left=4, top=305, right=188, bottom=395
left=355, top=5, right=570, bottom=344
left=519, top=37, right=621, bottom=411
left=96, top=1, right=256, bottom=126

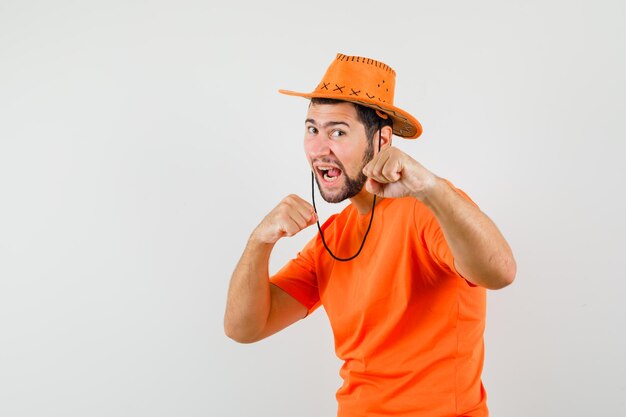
left=305, top=119, right=351, bottom=129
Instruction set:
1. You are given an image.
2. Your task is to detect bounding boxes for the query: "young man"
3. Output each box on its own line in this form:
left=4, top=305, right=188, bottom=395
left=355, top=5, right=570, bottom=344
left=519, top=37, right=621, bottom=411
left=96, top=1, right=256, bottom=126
left=224, top=53, right=516, bottom=417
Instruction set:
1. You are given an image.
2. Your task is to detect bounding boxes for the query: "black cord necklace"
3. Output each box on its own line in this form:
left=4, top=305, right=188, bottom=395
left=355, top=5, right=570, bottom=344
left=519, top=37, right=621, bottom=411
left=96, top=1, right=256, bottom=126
left=311, top=121, right=383, bottom=262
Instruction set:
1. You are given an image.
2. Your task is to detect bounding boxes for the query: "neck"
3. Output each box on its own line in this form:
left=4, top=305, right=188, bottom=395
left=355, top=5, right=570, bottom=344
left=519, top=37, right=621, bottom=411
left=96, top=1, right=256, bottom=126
left=349, top=188, right=383, bottom=214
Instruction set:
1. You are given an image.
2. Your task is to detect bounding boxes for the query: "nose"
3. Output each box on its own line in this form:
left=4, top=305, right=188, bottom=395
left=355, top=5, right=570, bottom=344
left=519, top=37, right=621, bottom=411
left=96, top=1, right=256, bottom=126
left=306, top=134, right=331, bottom=160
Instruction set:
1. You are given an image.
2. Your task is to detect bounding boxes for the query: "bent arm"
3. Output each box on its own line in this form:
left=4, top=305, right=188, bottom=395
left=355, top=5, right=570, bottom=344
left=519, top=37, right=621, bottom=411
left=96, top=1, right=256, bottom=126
left=224, top=238, right=308, bottom=343
left=224, top=238, right=274, bottom=343
left=362, top=147, right=516, bottom=290
left=224, top=195, right=315, bottom=343
left=422, top=178, right=517, bottom=290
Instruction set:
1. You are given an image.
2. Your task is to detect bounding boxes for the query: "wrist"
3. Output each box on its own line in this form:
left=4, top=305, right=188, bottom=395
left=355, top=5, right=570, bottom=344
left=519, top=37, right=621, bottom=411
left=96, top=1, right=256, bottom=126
left=249, top=228, right=278, bottom=248
left=410, top=173, right=441, bottom=203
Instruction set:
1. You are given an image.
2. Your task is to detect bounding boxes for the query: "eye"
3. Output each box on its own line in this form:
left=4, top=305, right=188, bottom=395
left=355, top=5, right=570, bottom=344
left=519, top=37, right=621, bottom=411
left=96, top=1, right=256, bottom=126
left=330, top=129, right=345, bottom=138
left=306, top=126, right=318, bottom=134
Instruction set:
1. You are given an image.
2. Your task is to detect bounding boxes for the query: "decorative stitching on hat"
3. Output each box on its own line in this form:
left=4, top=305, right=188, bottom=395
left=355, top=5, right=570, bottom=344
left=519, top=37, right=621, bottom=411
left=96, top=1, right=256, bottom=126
left=333, top=84, right=345, bottom=93
left=335, top=53, right=396, bottom=75
left=349, top=89, right=360, bottom=96
left=321, top=82, right=330, bottom=90
left=366, top=93, right=375, bottom=99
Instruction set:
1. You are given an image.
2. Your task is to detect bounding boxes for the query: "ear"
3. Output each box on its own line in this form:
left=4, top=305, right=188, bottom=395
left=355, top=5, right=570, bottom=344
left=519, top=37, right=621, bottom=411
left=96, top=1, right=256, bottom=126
left=373, top=125, right=393, bottom=152
left=382, top=125, right=393, bottom=147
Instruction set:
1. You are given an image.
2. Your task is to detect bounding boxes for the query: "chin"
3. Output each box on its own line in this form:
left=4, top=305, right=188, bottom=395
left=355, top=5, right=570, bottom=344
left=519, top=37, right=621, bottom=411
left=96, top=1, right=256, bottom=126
left=317, top=184, right=347, bottom=203
left=320, top=193, right=348, bottom=204
left=314, top=171, right=365, bottom=204
left=319, top=185, right=361, bottom=204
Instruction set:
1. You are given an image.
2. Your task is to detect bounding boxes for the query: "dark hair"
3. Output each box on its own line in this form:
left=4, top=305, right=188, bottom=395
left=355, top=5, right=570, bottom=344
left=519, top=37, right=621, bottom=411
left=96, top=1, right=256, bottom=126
left=310, top=98, right=393, bottom=141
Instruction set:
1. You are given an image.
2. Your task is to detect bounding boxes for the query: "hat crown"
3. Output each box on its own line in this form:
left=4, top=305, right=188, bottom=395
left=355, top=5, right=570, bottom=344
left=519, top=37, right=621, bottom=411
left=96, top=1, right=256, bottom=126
left=314, top=53, right=396, bottom=105
left=278, top=52, right=422, bottom=139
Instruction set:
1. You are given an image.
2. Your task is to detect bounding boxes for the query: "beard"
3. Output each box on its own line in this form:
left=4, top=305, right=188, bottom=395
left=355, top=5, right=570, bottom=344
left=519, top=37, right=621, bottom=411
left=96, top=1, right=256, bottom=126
left=314, top=139, right=375, bottom=204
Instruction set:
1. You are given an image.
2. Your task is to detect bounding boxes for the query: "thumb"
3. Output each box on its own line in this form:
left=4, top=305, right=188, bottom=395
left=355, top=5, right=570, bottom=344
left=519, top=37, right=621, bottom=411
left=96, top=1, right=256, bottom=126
left=365, top=178, right=384, bottom=196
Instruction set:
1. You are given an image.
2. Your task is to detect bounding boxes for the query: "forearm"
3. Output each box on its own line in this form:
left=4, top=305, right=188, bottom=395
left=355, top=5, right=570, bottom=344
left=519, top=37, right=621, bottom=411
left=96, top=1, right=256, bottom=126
left=224, top=237, right=275, bottom=342
left=421, top=177, right=516, bottom=289
left=224, top=194, right=317, bottom=342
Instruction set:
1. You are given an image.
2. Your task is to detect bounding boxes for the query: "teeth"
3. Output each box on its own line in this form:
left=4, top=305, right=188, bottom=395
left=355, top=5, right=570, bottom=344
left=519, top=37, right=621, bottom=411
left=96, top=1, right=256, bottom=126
left=317, top=166, right=341, bottom=182
left=323, top=173, right=338, bottom=182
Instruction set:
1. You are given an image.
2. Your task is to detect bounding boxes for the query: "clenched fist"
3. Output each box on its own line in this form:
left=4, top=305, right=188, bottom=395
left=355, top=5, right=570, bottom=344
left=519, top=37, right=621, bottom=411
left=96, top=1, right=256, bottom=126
left=250, top=194, right=318, bottom=244
left=362, top=146, right=437, bottom=201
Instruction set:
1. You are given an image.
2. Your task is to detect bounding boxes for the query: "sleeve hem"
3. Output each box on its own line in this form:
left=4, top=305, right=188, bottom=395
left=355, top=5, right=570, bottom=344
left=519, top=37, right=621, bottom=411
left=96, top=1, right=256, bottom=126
left=270, top=279, right=320, bottom=316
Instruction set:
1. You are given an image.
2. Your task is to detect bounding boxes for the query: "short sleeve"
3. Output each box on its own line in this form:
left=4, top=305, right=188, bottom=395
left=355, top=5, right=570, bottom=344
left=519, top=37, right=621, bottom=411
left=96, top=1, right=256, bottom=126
left=269, top=235, right=322, bottom=317
left=414, top=180, right=479, bottom=286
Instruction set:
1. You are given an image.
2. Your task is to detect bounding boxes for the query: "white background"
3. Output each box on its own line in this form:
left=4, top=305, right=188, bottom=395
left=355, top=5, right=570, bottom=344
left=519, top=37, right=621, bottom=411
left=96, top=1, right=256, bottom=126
left=1, top=1, right=625, bottom=416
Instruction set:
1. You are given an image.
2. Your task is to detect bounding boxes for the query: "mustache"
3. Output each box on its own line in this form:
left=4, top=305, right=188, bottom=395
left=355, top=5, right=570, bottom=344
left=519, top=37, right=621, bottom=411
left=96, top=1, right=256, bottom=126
left=311, top=157, right=347, bottom=172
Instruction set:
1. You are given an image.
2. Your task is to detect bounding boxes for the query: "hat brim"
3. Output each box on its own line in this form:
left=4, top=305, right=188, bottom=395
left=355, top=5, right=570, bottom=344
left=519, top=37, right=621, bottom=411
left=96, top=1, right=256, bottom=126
left=279, top=89, right=422, bottom=139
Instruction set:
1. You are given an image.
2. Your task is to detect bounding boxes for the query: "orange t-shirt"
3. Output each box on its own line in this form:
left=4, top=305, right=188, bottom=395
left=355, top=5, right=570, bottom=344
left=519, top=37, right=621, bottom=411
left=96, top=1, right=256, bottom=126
left=270, top=188, right=488, bottom=417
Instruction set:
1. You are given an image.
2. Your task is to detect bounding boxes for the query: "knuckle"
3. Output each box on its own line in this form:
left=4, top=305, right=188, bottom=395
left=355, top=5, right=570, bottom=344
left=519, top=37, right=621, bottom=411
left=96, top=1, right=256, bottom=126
left=274, top=209, right=289, bottom=222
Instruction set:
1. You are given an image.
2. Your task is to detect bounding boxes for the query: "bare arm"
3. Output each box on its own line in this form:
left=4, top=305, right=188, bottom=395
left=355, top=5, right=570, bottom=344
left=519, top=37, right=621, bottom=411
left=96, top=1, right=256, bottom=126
left=223, top=195, right=316, bottom=343
left=363, top=146, right=516, bottom=290
left=421, top=177, right=516, bottom=289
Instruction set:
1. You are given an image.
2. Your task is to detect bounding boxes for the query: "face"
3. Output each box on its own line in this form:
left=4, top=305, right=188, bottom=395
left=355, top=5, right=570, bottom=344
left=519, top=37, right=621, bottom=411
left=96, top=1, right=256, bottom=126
left=304, top=102, right=374, bottom=203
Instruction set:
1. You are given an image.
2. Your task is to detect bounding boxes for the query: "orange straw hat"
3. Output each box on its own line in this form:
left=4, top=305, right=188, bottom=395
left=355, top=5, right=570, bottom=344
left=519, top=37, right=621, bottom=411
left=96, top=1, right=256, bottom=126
left=279, top=53, right=422, bottom=139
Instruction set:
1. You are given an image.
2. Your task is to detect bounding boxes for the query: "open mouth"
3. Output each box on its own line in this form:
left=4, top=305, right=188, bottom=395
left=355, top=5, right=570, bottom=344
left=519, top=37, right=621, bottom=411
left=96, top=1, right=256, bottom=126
left=315, top=165, right=343, bottom=183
